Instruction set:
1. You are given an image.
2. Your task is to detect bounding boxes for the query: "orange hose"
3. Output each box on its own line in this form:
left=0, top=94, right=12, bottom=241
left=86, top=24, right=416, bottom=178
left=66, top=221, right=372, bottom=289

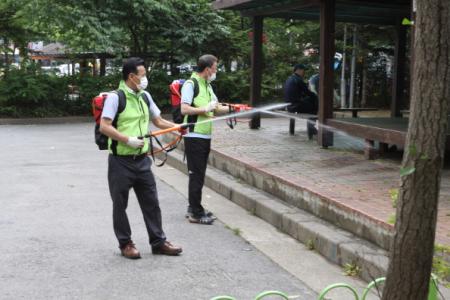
left=149, top=135, right=182, bottom=155
left=150, top=126, right=183, bottom=137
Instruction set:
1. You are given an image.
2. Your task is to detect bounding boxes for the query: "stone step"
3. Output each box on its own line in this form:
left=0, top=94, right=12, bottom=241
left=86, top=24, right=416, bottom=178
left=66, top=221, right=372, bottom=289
left=161, top=148, right=389, bottom=283
left=162, top=134, right=393, bottom=251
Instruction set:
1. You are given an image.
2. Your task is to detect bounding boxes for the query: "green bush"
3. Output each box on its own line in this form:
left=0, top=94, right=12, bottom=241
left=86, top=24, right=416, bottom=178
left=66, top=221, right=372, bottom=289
left=214, top=69, right=286, bottom=105
left=0, top=65, right=291, bottom=118
left=0, top=67, right=69, bottom=117
left=147, top=69, right=175, bottom=108
left=70, top=74, right=121, bottom=116
left=0, top=67, right=176, bottom=118
left=214, top=70, right=250, bottom=104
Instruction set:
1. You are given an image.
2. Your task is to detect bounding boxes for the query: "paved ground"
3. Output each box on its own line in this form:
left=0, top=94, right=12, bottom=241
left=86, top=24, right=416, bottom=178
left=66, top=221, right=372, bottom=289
left=211, top=117, right=450, bottom=246
left=0, top=123, right=315, bottom=300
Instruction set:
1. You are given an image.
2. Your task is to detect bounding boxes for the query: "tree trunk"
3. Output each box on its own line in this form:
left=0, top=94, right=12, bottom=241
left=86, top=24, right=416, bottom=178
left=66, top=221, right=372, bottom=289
left=361, top=58, right=367, bottom=107
left=4, top=37, right=9, bottom=74
left=19, top=45, right=28, bottom=68
left=92, top=59, right=97, bottom=76
left=381, top=1, right=449, bottom=299
left=80, top=59, right=87, bottom=78
left=349, top=26, right=357, bottom=108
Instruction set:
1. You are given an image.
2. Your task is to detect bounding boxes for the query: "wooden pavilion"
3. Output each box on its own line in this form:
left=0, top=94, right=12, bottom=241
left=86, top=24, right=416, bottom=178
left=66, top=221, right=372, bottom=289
left=29, top=43, right=115, bottom=76
left=213, top=0, right=416, bottom=158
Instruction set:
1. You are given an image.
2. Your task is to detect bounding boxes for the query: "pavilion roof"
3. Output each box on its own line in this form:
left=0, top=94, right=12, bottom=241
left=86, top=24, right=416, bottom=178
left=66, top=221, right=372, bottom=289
left=212, top=0, right=411, bottom=25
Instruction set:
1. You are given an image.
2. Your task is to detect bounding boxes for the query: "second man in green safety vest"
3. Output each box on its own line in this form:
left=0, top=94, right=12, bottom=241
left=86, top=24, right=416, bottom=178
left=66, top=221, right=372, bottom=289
left=180, top=54, right=228, bottom=225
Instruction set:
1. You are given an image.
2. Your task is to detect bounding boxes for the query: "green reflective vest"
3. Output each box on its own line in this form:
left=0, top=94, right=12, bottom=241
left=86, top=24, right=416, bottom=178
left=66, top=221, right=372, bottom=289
left=109, top=81, right=150, bottom=155
left=183, top=73, right=214, bottom=135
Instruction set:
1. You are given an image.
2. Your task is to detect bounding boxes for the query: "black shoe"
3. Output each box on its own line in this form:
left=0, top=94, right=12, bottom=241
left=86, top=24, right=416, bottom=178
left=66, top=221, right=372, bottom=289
left=185, top=208, right=217, bottom=220
left=188, top=215, right=214, bottom=225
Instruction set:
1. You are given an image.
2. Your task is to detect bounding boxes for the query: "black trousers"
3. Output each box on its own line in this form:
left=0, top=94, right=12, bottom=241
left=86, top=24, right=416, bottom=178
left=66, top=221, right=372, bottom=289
left=287, top=95, right=318, bottom=114
left=108, top=155, right=166, bottom=248
left=184, top=137, right=211, bottom=217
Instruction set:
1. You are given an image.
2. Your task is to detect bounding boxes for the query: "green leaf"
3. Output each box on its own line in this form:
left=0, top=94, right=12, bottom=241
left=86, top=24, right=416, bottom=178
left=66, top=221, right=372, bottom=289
left=402, top=18, right=414, bottom=26
left=400, top=167, right=416, bottom=177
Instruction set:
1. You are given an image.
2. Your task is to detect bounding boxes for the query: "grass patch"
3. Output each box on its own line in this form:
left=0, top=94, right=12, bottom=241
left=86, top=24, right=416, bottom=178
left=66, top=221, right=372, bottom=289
left=306, top=239, right=315, bottom=251
left=389, top=188, right=398, bottom=208
left=434, top=244, right=450, bottom=288
left=387, top=213, right=396, bottom=225
left=224, top=225, right=242, bottom=236
left=343, top=262, right=362, bottom=277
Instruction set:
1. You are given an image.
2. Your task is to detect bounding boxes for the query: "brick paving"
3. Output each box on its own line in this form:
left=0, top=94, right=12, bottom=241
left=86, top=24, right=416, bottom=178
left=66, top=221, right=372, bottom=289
left=211, top=117, right=450, bottom=246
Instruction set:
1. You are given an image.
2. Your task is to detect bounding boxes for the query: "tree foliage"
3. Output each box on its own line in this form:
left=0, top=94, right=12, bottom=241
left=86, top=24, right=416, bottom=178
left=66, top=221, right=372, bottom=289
left=1, top=0, right=405, bottom=114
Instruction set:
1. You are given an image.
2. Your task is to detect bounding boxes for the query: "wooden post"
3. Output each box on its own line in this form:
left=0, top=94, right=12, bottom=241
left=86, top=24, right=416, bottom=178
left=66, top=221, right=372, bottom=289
left=391, top=19, right=407, bottom=117
left=340, top=24, right=347, bottom=108
left=364, top=139, right=377, bottom=159
left=289, top=118, right=295, bottom=135
left=100, top=57, right=106, bottom=76
left=80, top=59, right=87, bottom=77
left=361, top=58, right=368, bottom=107
left=318, top=0, right=335, bottom=147
left=249, top=16, right=263, bottom=129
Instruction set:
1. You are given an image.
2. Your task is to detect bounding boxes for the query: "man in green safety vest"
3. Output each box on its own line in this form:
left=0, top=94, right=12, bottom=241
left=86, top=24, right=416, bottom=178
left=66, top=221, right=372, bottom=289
left=100, top=57, right=183, bottom=259
left=181, top=54, right=228, bottom=225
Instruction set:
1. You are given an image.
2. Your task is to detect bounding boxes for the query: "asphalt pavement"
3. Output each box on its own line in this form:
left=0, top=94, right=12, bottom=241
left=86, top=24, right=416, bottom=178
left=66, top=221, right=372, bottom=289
left=0, top=123, right=315, bottom=300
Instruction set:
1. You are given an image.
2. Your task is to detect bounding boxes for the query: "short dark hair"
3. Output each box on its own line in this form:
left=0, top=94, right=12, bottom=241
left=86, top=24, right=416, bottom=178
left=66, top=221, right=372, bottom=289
left=122, top=57, right=146, bottom=80
left=293, top=64, right=307, bottom=72
left=197, top=54, right=218, bottom=72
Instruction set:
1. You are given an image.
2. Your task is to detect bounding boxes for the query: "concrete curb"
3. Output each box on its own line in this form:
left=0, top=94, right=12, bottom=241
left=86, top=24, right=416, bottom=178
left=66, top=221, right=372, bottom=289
left=163, top=134, right=393, bottom=251
left=208, top=149, right=394, bottom=251
left=161, top=148, right=389, bottom=283
left=0, top=116, right=91, bottom=125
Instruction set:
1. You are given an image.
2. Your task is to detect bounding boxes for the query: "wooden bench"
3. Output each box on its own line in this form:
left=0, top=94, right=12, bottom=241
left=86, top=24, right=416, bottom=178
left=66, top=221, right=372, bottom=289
left=333, top=107, right=378, bottom=118
left=277, top=107, right=378, bottom=139
left=325, top=117, right=450, bottom=159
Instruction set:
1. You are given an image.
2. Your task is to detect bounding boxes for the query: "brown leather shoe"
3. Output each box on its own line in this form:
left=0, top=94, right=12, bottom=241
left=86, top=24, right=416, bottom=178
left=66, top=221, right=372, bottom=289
left=120, top=241, right=141, bottom=259
left=152, top=241, right=182, bottom=256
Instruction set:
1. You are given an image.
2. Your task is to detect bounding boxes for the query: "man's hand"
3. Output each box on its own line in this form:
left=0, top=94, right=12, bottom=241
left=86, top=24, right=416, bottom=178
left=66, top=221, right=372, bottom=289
left=204, top=100, right=218, bottom=113
left=126, top=137, right=144, bottom=149
left=178, top=127, right=188, bottom=136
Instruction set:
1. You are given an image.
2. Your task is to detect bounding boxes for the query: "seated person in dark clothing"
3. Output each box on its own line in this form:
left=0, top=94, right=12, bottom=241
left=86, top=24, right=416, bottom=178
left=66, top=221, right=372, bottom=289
left=284, top=64, right=318, bottom=114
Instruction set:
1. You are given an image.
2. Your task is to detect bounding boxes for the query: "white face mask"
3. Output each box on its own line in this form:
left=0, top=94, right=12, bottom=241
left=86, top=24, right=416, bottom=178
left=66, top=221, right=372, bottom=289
left=208, top=72, right=216, bottom=83
left=138, top=76, right=148, bottom=90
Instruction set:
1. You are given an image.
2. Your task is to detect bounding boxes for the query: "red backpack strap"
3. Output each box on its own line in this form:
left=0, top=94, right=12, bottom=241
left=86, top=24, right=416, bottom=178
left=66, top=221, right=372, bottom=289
left=170, top=81, right=182, bottom=98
